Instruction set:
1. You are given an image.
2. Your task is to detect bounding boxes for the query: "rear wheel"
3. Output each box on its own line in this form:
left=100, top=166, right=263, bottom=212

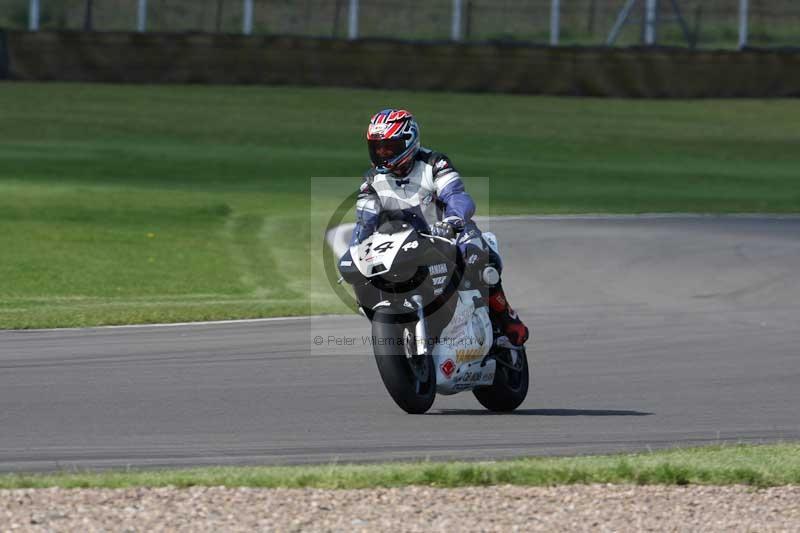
left=372, top=311, right=436, bottom=414
left=473, top=346, right=529, bottom=412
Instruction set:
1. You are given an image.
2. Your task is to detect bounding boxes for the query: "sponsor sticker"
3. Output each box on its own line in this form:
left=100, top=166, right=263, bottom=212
left=369, top=123, right=390, bottom=137
left=440, top=359, right=456, bottom=378
left=456, top=348, right=483, bottom=363
left=455, top=370, right=495, bottom=386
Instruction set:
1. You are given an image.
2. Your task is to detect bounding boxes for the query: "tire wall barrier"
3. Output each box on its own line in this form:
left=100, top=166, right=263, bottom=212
left=4, top=31, right=800, bottom=98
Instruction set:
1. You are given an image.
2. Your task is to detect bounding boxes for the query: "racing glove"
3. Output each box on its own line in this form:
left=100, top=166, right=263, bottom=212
left=429, top=221, right=456, bottom=239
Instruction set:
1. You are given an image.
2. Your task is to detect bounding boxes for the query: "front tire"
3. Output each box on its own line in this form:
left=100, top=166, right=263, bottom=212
left=473, top=346, right=529, bottom=412
left=372, top=311, right=436, bottom=414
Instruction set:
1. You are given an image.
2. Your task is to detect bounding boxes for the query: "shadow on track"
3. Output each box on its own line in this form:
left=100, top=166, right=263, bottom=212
left=430, top=409, right=654, bottom=416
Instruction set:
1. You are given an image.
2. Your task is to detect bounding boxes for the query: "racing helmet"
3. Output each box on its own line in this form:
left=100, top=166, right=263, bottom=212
left=366, top=109, right=420, bottom=176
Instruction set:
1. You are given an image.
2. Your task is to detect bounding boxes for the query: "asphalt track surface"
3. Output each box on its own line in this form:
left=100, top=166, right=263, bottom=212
left=1, top=216, right=799, bottom=472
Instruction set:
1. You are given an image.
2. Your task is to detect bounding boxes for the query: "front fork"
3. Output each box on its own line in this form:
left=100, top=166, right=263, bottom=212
left=410, top=294, right=428, bottom=357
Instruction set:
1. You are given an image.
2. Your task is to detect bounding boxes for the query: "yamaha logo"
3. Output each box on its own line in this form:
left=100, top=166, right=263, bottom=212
left=429, top=263, right=448, bottom=275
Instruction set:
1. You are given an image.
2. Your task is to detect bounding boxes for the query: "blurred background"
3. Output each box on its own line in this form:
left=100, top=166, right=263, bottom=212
left=3, top=0, right=799, bottom=49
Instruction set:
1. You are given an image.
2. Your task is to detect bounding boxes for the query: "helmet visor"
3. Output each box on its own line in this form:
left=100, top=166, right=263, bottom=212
left=368, top=138, right=407, bottom=167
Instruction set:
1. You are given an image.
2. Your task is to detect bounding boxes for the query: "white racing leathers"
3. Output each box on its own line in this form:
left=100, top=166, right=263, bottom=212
left=349, top=147, right=504, bottom=315
left=350, top=148, right=478, bottom=246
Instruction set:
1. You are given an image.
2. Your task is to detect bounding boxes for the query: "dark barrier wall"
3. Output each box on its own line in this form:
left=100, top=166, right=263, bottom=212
left=5, top=31, right=800, bottom=98
left=0, top=31, right=9, bottom=80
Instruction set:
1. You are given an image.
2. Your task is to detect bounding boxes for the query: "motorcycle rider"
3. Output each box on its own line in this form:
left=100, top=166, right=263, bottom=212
left=345, top=108, right=529, bottom=347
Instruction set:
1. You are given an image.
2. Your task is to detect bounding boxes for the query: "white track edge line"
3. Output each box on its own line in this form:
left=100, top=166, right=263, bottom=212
left=11, top=315, right=348, bottom=333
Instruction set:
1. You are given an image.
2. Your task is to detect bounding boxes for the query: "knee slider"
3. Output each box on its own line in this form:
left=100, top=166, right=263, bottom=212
left=480, top=265, right=501, bottom=287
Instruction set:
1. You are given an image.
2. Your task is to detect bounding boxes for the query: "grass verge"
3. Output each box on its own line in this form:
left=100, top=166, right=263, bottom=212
left=1, top=444, right=799, bottom=490
left=2, top=83, right=799, bottom=328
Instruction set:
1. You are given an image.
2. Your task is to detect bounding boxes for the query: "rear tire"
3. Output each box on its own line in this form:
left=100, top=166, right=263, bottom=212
left=372, top=311, right=436, bottom=414
left=473, top=346, right=529, bottom=412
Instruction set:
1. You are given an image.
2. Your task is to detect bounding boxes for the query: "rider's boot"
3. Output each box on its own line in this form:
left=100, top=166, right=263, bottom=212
left=487, top=284, right=529, bottom=347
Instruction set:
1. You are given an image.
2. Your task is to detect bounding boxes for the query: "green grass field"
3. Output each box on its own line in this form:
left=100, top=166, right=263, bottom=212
left=1, top=444, right=798, bottom=489
left=1, top=82, right=799, bottom=328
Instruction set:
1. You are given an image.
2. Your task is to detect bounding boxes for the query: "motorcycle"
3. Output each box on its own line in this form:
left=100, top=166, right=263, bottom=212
left=338, top=219, right=529, bottom=414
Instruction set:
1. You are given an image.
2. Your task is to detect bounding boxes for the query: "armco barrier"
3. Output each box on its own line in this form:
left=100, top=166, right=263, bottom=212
left=4, top=31, right=800, bottom=98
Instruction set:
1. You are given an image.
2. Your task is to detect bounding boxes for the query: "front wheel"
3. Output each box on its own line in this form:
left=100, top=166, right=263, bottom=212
left=473, top=346, right=529, bottom=412
left=372, top=311, right=436, bottom=414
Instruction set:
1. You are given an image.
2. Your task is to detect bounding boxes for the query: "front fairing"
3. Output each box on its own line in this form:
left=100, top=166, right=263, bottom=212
left=434, top=289, right=496, bottom=395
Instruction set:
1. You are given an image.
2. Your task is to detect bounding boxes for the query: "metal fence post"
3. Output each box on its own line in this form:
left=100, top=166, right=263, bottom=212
left=243, top=0, right=254, bottom=35
left=738, top=0, right=749, bottom=49
left=451, top=0, right=463, bottom=41
left=550, top=0, right=560, bottom=45
left=137, top=0, right=148, bottom=32
left=644, top=0, right=658, bottom=45
left=348, top=0, right=359, bottom=40
left=29, top=0, right=40, bottom=31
